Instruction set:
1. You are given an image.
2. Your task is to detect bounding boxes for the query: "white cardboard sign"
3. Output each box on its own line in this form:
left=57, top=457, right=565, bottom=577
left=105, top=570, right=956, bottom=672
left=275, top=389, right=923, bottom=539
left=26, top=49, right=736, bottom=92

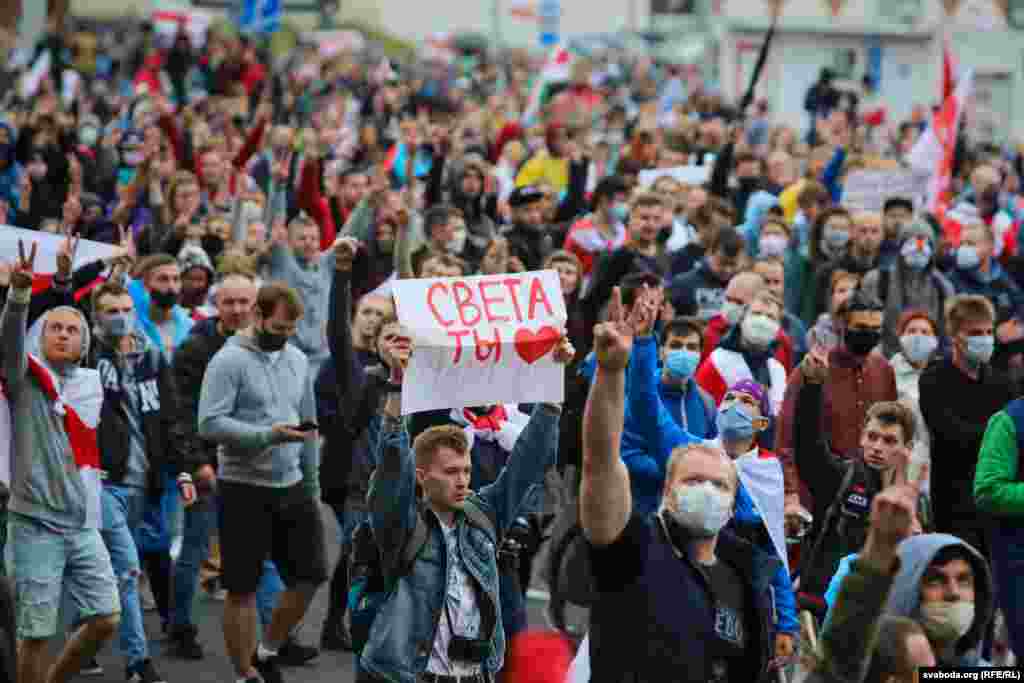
left=638, top=164, right=710, bottom=189
left=842, top=169, right=929, bottom=212
left=392, top=270, right=568, bottom=415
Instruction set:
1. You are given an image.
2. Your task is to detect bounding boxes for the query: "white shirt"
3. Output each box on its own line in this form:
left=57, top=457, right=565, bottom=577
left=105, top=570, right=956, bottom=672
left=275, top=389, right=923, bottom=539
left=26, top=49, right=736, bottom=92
left=426, top=518, right=483, bottom=676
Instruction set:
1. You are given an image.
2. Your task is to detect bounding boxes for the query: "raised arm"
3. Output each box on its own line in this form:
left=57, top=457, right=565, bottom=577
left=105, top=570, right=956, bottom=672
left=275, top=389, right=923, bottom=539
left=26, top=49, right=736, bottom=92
left=581, top=287, right=635, bottom=547
left=0, top=241, right=36, bottom=395
left=368, top=353, right=419, bottom=566
left=794, top=356, right=846, bottom=504
left=328, top=238, right=360, bottom=419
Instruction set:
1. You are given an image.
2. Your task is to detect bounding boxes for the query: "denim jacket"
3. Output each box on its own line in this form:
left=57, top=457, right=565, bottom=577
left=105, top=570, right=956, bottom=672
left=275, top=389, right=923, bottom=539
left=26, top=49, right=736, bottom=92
left=361, top=403, right=561, bottom=683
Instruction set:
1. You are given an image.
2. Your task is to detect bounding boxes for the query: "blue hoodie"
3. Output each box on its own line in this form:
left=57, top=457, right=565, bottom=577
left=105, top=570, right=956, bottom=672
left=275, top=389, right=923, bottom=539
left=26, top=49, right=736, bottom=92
left=128, top=277, right=195, bottom=360
left=738, top=191, right=780, bottom=257
left=622, top=336, right=702, bottom=516
left=0, top=121, right=22, bottom=209
left=881, top=534, right=995, bottom=667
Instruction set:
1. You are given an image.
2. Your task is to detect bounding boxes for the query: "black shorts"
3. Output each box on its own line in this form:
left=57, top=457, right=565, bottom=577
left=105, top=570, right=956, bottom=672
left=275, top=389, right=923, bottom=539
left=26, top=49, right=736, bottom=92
left=217, top=481, right=329, bottom=595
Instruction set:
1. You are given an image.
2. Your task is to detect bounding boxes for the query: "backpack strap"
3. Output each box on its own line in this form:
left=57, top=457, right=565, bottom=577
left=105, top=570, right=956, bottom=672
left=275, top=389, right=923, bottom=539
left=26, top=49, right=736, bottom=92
left=799, top=460, right=858, bottom=581
left=878, top=267, right=890, bottom=306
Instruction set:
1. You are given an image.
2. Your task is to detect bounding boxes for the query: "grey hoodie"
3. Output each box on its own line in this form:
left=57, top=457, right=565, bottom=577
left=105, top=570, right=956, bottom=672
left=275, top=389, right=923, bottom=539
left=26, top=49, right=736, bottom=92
left=198, top=332, right=319, bottom=497
left=883, top=533, right=994, bottom=666
left=1, top=293, right=101, bottom=530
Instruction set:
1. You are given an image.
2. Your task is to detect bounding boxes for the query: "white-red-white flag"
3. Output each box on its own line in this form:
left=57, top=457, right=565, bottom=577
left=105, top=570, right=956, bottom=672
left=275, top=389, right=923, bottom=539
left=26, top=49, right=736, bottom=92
left=942, top=35, right=958, bottom=102
left=521, top=44, right=573, bottom=125
left=909, top=69, right=973, bottom=214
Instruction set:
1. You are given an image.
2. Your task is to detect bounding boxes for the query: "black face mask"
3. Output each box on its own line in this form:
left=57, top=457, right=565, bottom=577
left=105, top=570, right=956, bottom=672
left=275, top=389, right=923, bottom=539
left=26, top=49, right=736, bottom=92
left=845, top=328, right=882, bottom=356
left=256, top=327, right=288, bottom=352
left=150, top=289, right=179, bottom=309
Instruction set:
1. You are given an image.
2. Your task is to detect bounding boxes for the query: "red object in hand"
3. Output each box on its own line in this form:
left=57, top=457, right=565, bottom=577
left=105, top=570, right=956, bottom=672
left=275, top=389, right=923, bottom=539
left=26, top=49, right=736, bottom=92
left=503, top=631, right=573, bottom=683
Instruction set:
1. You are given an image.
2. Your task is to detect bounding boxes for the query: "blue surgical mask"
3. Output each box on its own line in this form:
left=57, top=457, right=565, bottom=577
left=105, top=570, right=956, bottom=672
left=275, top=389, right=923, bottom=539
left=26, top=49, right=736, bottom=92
left=964, top=334, right=995, bottom=366
left=100, top=311, right=136, bottom=338
left=717, top=402, right=756, bottom=444
left=610, top=202, right=629, bottom=223
left=900, top=333, right=938, bottom=364
left=956, top=245, right=981, bottom=271
left=664, top=349, right=700, bottom=379
left=117, top=166, right=138, bottom=187
left=824, top=227, right=850, bottom=251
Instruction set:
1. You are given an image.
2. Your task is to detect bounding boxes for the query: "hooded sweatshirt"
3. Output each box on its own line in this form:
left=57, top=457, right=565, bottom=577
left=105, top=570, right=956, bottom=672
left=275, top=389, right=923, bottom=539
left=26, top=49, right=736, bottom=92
left=883, top=533, right=994, bottom=666
left=197, top=332, right=319, bottom=498
left=1, top=294, right=103, bottom=531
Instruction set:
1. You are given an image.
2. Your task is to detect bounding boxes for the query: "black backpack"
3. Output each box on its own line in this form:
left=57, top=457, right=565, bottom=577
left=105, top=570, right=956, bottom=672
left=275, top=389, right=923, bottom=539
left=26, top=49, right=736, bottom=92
left=347, top=499, right=497, bottom=655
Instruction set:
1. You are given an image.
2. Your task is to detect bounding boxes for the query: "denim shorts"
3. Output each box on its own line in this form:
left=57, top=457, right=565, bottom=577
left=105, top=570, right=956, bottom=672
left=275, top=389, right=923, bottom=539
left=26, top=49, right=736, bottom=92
left=6, top=513, right=120, bottom=640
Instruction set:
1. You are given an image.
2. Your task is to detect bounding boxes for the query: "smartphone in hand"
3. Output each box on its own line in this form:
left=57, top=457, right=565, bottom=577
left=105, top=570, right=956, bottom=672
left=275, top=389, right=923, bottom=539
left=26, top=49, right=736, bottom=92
left=293, top=421, right=319, bottom=432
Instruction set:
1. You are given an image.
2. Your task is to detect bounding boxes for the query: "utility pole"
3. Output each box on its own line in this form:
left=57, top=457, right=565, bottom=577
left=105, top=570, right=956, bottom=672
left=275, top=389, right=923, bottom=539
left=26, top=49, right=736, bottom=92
left=492, top=0, right=502, bottom=50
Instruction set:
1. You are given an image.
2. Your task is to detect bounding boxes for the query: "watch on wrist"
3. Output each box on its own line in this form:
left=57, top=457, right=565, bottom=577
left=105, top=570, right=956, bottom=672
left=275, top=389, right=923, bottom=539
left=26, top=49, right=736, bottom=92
left=385, top=381, right=403, bottom=393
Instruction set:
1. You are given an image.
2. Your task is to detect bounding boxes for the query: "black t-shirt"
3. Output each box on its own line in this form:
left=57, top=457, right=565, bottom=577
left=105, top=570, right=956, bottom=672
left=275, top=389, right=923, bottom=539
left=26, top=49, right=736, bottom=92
left=590, top=514, right=750, bottom=683
left=696, top=559, right=747, bottom=683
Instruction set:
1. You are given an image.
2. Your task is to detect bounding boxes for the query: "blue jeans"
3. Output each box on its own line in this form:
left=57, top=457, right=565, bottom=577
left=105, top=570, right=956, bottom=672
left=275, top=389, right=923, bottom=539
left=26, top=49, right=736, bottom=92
left=100, top=485, right=149, bottom=667
left=6, top=513, right=119, bottom=641
left=172, top=496, right=284, bottom=630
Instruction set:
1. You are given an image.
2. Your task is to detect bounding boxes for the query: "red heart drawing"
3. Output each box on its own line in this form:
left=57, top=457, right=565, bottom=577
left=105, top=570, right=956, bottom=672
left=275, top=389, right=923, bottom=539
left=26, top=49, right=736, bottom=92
left=514, top=325, right=560, bottom=364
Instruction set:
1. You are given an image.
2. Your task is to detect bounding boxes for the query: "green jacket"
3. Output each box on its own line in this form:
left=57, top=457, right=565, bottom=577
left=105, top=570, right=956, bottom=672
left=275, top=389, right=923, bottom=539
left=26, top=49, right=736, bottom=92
left=804, top=555, right=899, bottom=683
left=974, top=410, right=1024, bottom=516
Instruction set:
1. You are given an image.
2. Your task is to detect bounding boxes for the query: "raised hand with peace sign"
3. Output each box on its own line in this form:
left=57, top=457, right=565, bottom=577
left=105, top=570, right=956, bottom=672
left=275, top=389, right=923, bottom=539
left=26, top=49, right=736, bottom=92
left=11, top=240, right=37, bottom=291
left=56, top=225, right=80, bottom=281
left=593, top=287, right=635, bottom=372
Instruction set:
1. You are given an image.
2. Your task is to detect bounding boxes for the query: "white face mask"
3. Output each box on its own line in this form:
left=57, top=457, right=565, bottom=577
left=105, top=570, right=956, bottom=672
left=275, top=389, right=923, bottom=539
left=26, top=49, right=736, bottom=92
left=759, top=234, right=788, bottom=258
left=663, top=481, right=733, bottom=538
left=919, top=601, right=975, bottom=643
left=742, top=313, right=780, bottom=348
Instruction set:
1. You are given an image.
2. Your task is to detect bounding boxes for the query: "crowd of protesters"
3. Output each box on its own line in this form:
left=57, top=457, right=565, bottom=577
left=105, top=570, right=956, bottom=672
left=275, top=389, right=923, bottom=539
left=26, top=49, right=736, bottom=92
left=0, top=10, right=1022, bottom=683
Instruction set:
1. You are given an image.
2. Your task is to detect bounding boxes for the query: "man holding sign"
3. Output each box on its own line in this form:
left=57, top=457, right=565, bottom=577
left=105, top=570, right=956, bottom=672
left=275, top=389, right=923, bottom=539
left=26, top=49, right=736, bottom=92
left=357, top=317, right=571, bottom=683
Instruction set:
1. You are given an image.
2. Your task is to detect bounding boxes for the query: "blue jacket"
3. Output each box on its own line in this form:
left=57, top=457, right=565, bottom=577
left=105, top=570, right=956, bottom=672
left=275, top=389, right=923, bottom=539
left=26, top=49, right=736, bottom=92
left=824, top=552, right=857, bottom=618
left=127, top=277, right=194, bottom=359
left=734, top=477, right=799, bottom=635
left=361, top=405, right=560, bottom=682
left=623, top=336, right=702, bottom=516
left=947, top=262, right=1024, bottom=324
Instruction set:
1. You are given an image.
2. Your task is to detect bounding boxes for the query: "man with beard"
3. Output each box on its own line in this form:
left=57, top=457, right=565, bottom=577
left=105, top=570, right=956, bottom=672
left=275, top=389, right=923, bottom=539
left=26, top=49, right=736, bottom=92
left=127, top=254, right=194, bottom=361
left=503, top=186, right=552, bottom=272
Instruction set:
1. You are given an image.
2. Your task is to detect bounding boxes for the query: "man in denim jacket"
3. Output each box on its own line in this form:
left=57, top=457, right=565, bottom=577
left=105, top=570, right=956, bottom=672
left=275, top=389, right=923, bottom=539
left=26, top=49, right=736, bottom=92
left=358, top=326, right=572, bottom=683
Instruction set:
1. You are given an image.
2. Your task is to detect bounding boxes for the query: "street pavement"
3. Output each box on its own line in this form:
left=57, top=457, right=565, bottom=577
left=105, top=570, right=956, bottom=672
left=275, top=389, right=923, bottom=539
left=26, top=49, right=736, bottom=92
left=77, top=504, right=551, bottom=683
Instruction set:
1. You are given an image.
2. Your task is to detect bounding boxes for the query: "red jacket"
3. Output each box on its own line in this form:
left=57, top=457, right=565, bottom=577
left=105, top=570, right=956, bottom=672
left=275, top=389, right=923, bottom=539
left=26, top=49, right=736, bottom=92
left=297, top=157, right=338, bottom=251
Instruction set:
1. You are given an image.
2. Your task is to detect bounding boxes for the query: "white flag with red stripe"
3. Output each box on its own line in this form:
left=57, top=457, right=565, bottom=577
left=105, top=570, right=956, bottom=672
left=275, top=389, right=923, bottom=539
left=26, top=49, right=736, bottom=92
left=908, top=69, right=973, bottom=214
left=521, top=44, right=573, bottom=126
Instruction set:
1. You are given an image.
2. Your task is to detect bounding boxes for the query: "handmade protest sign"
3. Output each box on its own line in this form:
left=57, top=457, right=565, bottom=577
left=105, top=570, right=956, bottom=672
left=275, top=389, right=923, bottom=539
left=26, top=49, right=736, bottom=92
left=392, top=270, right=568, bottom=414
left=842, top=169, right=929, bottom=212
